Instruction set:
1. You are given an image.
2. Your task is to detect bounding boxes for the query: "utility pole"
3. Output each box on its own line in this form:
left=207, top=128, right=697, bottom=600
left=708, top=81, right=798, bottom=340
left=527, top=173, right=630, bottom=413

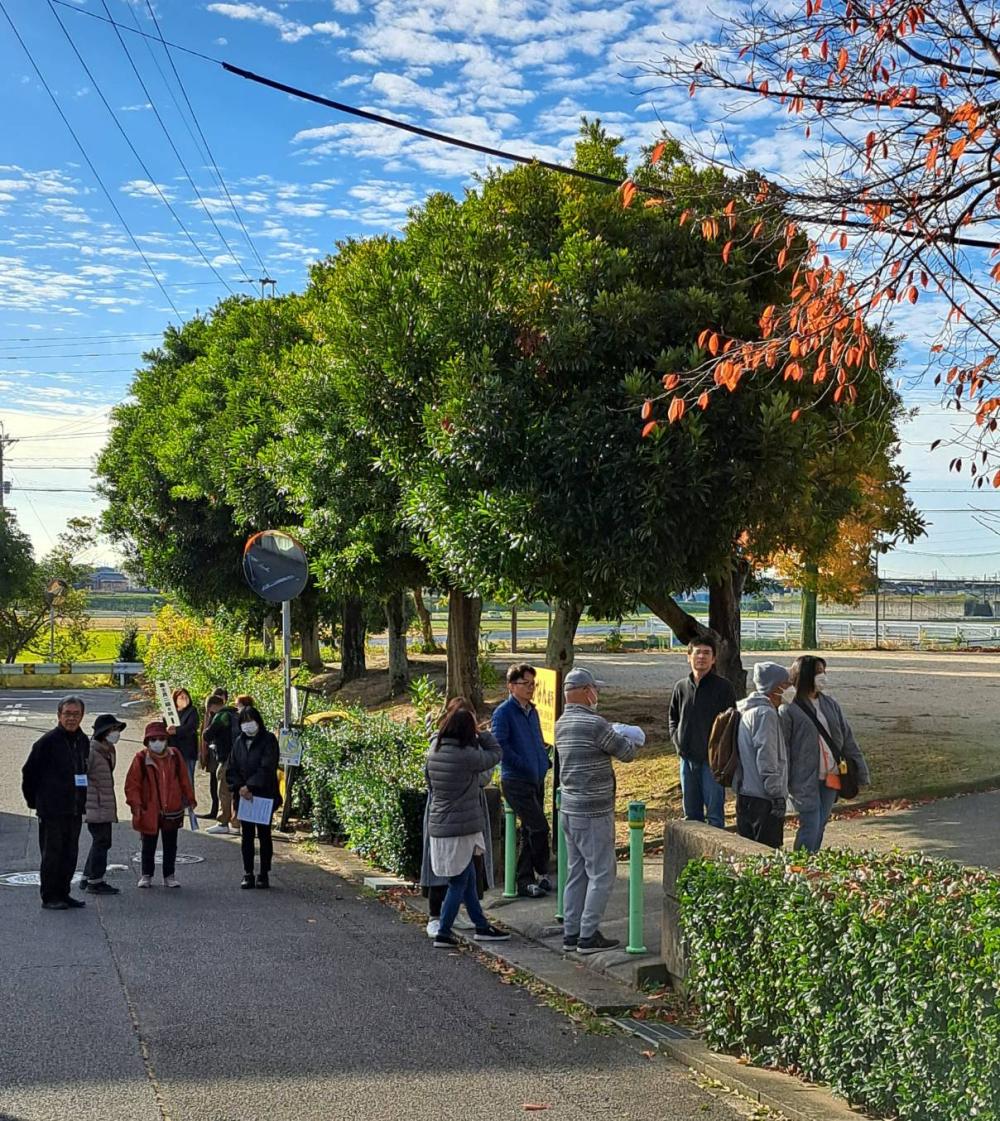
left=0, top=422, right=15, bottom=510
left=239, top=277, right=276, bottom=299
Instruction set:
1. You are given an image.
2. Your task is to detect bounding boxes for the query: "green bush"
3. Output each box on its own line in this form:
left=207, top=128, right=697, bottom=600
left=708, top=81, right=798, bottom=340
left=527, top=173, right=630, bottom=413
left=302, top=709, right=428, bottom=879
left=679, top=849, right=1000, bottom=1121
left=117, top=619, right=142, bottom=663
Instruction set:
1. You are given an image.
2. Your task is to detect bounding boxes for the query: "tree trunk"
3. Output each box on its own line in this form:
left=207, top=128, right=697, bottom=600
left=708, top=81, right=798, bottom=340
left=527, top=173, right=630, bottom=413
left=545, top=599, right=583, bottom=674
left=800, top=560, right=819, bottom=650
left=385, top=589, right=410, bottom=695
left=300, top=616, right=324, bottom=673
left=708, top=561, right=749, bottom=698
left=412, top=586, right=440, bottom=653
left=243, top=628, right=251, bottom=658
left=262, top=611, right=275, bottom=655
left=643, top=591, right=713, bottom=645
left=340, top=596, right=367, bottom=683
left=446, top=590, right=482, bottom=709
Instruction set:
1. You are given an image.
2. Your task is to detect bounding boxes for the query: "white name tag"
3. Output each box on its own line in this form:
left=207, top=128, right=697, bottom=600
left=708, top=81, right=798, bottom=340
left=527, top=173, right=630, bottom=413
left=74, top=774, right=88, bottom=788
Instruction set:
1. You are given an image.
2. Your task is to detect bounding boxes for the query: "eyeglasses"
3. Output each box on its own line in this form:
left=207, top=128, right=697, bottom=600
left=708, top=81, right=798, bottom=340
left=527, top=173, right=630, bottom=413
left=511, top=679, right=536, bottom=687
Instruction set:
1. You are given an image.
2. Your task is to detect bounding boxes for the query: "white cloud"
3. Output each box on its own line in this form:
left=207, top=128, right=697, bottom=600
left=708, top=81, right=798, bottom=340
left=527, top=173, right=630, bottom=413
left=207, top=3, right=346, bottom=42
left=120, top=179, right=175, bottom=201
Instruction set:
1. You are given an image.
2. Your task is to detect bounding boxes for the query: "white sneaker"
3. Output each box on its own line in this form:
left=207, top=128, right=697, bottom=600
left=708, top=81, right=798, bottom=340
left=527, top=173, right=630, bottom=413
left=206, top=824, right=232, bottom=835
left=453, top=915, right=475, bottom=930
left=164, top=876, right=181, bottom=889
left=426, top=919, right=441, bottom=938
left=137, top=875, right=152, bottom=888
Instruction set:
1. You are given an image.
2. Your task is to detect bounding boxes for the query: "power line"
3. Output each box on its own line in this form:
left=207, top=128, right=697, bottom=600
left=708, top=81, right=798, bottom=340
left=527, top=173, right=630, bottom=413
left=13, top=431, right=110, bottom=442
left=46, top=1, right=238, bottom=297
left=142, top=0, right=270, bottom=278
left=99, top=0, right=254, bottom=285
left=0, top=352, right=145, bottom=361
left=0, top=0, right=181, bottom=318
left=0, top=332, right=160, bottom=346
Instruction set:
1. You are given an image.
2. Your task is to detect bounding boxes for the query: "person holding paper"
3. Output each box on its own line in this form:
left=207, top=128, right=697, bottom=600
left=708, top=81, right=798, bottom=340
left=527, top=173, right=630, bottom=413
left=226, top=705, right=282, bottom=890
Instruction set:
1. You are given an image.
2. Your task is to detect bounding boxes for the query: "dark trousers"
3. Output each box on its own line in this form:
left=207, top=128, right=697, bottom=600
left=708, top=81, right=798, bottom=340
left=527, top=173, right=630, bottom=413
left=736, top=794, right=784, bottom=849
left=208, top=765, right=219, bottom=816
left=38, top=814, right=82, bottom=904
left=141, top=828, right=178, bottom=878
left=241, top=822, right=273, bottom=874
left=83, top=822, right=113, bottom=882
left=502, top=777, right=550, bottom=889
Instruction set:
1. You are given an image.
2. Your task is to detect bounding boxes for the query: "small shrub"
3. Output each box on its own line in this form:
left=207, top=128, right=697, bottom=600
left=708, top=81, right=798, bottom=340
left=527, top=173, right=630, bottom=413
left=409, top=674, right=444, bottom=730
left=680, top=848, right=1000, bottom=1121
left=603, top=627, right=624, bottom=652
left=117, top=619, right=142, bottom=663
left=301, top=709, right=428, bottom=879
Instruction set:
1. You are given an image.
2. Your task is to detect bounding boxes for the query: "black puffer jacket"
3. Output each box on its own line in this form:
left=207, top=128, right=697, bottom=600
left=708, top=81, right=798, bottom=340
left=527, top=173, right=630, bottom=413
left=227, top=730, right=283, bottom=809
left=168, top=704, right=200, bottom=763
left=425, top=731, right=501, bottom=838
left=22, top=725, right=90, bottom=817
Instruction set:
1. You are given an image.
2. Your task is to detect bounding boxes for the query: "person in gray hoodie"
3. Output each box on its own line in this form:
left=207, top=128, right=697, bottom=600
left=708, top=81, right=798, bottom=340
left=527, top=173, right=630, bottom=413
left=734, top=662, right=791, bottom=848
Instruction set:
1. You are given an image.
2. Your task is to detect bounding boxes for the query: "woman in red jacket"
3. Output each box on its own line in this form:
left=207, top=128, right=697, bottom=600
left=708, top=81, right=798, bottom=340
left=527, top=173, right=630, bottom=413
left=124, top=720, right=196, bottom=889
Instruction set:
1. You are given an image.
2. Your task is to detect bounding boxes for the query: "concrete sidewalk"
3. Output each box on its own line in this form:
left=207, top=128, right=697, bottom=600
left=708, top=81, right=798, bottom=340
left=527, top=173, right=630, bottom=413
left=482, top=856, right=666, bottom=991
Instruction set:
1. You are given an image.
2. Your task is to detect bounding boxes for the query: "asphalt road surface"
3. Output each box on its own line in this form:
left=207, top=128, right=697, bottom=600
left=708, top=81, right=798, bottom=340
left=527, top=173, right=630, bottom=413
left=0, top=689, right=750, bottom=1121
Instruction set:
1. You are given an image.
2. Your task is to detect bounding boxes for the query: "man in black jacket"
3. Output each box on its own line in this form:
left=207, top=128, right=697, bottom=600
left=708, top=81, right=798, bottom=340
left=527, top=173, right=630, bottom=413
left=668, top=636, right=736, bottom=829
left=22, top=694, right=91, bottom=909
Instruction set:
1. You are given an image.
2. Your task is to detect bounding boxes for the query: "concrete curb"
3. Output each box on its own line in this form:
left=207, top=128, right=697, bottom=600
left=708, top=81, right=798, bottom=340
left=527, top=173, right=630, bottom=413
left=611, top=1024, right=864, bottom=1121
left=289, top=839, right=866, bottom=1118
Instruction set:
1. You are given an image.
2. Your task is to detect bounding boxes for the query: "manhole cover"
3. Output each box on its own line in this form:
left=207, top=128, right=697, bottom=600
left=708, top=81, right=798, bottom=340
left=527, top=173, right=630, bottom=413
left=129, top=852, right=205, bottom=866
left=0, top=871, right=87, bottom=887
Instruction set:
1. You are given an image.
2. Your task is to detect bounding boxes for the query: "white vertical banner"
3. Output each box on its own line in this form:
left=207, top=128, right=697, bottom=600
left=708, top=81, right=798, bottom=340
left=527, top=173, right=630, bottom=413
left=154, top=680, right=180, bottom=727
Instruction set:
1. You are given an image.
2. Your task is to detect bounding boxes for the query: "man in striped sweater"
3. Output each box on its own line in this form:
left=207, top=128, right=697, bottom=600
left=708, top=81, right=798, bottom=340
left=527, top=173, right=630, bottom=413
left=554, top=667, right=645, bottom=955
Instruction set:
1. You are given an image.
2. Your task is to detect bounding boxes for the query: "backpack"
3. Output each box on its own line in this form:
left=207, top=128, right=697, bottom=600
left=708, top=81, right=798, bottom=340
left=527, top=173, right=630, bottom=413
left=707, top=706, right=741, bottom=787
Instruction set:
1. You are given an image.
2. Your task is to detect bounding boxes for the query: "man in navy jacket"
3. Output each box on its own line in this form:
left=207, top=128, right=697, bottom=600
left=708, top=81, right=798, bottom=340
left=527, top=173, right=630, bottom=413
left=492, top=663, right=551, bottom=897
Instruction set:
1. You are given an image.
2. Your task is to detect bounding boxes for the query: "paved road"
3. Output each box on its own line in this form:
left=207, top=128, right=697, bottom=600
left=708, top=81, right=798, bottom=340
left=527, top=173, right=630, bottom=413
left=0, top=690, right=751, bottom=1121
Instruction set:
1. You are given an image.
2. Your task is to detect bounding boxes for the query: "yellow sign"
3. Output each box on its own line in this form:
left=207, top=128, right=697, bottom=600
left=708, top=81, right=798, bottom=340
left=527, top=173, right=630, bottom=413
left=533, top=667, right=562, bottom=747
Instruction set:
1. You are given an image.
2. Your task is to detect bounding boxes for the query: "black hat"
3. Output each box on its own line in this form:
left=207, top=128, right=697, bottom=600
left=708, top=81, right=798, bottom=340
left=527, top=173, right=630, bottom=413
left=93, top=713, right=126, bottom=739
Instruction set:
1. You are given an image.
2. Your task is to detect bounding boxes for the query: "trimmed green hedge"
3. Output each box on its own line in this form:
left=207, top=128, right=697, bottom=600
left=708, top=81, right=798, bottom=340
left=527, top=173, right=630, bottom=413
left=302, top=710, right=427, bottom=880
left=680, top=849, right=1000, bottom=1121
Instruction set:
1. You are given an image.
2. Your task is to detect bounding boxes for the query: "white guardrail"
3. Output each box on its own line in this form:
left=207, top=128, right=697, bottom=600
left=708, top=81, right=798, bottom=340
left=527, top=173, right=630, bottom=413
left=0, top=662, right=144, bottom=684
left=649, top=619, right=1000, bottom=646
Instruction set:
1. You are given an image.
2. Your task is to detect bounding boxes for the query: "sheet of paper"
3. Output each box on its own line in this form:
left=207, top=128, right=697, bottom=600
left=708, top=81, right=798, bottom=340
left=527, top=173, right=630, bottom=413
left=237, top=795, right=274, bottom=825
left=154, top=680, right=180, bottom=727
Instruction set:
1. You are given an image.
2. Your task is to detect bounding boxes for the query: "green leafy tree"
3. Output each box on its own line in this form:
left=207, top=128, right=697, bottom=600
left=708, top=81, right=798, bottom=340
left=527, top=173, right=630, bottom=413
left=0, top=513, right=94, bottom=663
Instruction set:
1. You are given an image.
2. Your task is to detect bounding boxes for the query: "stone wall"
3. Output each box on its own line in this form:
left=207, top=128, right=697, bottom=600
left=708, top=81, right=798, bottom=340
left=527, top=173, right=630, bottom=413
left=661, top=820, right=769, bottom=984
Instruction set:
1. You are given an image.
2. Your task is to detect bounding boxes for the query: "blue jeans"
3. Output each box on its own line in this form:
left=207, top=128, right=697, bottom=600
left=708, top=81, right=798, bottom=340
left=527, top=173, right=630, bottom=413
left=794, top=784, right=839, bottom=853
left=680, top=759, right=725, bottom=828
left=439, top=859, right=488, bottom=936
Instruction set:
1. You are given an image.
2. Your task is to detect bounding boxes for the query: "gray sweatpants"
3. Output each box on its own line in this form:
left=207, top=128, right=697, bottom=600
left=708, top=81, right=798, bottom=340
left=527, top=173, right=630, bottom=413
left=561, top=811, right=617, bottom=940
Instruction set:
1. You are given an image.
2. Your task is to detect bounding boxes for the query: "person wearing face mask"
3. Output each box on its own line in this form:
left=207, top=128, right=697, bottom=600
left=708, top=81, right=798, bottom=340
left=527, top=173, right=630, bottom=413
left=124, top=720, right=196, bottom=888
left=781, top=656, right=870, bottom=853
left=204, top=693, right=254, bottom=835
left=733, top=663, right=792, bottom=848
left=80, top=714, right=126, bottom=895
left=226, top=705, right=282, bottom=889
left=555, top=667, right=645, bottom=955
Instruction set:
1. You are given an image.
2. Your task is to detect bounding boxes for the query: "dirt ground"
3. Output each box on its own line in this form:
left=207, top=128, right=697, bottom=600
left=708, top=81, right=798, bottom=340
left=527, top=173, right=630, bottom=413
left=310, top=648, right=1000, bottom=844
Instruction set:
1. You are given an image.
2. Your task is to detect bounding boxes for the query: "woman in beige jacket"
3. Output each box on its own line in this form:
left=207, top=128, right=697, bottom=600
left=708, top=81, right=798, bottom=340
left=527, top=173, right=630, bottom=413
left=82, top=713, right=126, bottom=895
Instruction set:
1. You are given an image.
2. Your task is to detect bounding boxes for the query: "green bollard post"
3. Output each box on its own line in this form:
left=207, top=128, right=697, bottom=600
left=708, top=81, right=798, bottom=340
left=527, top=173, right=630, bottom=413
left=503, top=798, right=517, bottom=898
left=555, top=788, right=566, bottom=922
left=626, top=800, right=647, bottom=954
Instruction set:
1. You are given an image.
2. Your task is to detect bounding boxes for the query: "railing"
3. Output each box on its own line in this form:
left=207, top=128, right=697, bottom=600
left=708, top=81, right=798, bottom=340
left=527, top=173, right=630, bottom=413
left=647, top=618, right=1000, bottom=648
left=0, top=662, right=144, bottom=685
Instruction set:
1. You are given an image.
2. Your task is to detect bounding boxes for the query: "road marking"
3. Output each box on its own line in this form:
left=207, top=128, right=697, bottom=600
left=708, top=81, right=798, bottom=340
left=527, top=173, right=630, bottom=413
left=0, top=703, right=27, bottom=724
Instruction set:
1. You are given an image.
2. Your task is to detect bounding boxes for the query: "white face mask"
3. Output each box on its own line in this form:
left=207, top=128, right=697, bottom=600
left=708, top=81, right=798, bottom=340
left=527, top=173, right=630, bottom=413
left=240, top=721, right=259, bottom=737
left=781, top=686, right=796, bottom=704
left=815, top=673, right=828, bottom=692
left=105, top=730, right=121, bottom=745
left=148, top=739, right=167, bottom=753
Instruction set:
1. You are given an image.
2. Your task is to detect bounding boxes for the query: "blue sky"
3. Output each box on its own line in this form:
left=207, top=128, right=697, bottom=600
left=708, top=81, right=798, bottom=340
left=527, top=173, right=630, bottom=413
left=0, top=0, right=996, bottom=581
